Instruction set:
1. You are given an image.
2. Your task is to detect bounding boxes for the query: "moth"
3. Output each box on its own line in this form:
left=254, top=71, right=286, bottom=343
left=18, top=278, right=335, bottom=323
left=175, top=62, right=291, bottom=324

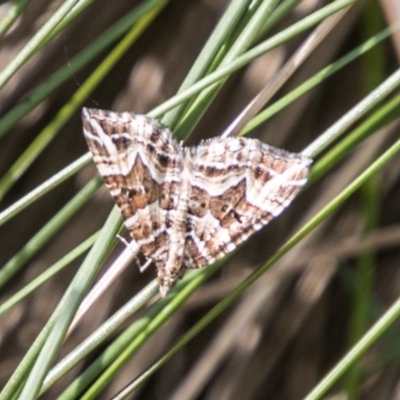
left=83, top=108, right=311, bottom=296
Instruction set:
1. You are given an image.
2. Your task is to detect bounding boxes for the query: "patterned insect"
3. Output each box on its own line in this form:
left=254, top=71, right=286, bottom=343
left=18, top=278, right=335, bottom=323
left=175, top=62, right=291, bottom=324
left=82, top=108, right=311, bottom=296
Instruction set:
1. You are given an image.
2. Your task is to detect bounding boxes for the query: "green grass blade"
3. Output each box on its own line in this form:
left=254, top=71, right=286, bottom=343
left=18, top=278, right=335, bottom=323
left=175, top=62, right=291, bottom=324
left=0, top=0, right=168, bottom=138
left=302, top=135, right=400, bottom=400
left=12, top=207, right=121, bottom=400
left=310, top=89, right=400, bottom=183
left=57, top=262, right=223, bottom=398
left=42, top=281, right=158, bottom=395
left=346, top=4, right=385, bottom=397
left=162, top=0, right=251, bottom=128
left=0, top=232, right=98, bottom=316
left=240, top=26, right=394, bottom=135
left=0, top=153, right=91, bottom=227
left=0, top=0, right=82, bottom=90
left=0, top=0, right=30, bottom=39
left=149, top=0, right=356, bottom=120
left=0, top=177, right=102, bottom=290
left=172, top=0, right=281, bottom=139
left=303, top=67, right=400, bottom=159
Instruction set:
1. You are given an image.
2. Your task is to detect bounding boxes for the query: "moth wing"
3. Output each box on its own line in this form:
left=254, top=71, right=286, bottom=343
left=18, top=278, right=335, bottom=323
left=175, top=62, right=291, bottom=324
left=183, top=136, right=311, bottom=267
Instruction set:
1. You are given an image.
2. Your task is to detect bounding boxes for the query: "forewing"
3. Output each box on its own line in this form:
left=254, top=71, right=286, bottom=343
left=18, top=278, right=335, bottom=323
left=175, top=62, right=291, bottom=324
left=82, top=108, right=182, bottom=264
left=183, top=136, right=311, bottom=267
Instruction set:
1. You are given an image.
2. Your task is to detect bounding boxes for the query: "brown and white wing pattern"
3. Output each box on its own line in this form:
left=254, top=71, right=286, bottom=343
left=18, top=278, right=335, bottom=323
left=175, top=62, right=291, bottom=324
left=83, top=108, right=311, bottom=296
left=183, top=136, right=311, bottom=268
left=82, top=108, right=183, bottom=269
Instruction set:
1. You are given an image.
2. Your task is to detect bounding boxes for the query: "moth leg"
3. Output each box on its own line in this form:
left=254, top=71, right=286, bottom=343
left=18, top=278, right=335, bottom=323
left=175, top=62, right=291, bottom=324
left=139, top=258, right=153, bottom=272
